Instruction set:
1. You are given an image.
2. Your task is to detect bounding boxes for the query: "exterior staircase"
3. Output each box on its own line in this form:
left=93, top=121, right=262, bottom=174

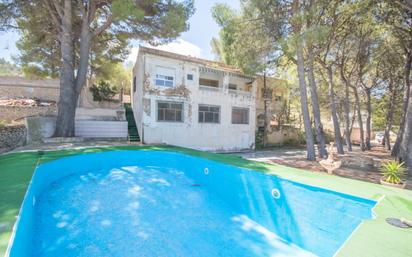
left=256, top=127, right=264, bottom=149
left=124, top=104, right=140, bottom=142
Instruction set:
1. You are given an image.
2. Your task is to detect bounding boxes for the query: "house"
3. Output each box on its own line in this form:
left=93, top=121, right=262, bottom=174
left=255, top=76, right=288, bottom=128
left=131, top=46, right=256, bottom=151
left=254, top=76, right=298, bottom=146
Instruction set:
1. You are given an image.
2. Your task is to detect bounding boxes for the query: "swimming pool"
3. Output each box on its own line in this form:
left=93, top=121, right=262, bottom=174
left=6, top=150, right=377, bottom=257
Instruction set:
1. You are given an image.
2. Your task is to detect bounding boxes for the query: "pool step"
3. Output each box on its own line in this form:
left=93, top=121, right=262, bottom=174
left=124, top=104, right=140, bottom=142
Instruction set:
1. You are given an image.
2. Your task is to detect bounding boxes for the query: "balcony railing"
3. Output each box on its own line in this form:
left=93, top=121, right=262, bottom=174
left=199, top=85, right=223, bottom=91
left=229, top=89, right=252, bottom=96
left=199, top=85, right=252, bottom=96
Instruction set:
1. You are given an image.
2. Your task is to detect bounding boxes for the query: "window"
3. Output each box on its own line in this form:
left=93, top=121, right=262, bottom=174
left=157, top=101, right=183, bottom=122
left=274, top=95, right=282, bottom=101
left=229, top=84, right=237, bottom=90
left=232, top=107, right=249, bottom=124
left=133, top=76, right=136, bottom=93
left=198, top=105, right=220, bottom=123
left=155, top=74, right=174, bottom=87
left=187, top=74, right=193, bottom=80
left=199, top=78, right=219, bottom=88
left=154, top=66, right=175, bottom=87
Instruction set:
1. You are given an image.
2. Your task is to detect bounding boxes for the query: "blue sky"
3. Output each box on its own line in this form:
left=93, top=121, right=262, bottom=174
left=0, top=1, right=239, bottom=64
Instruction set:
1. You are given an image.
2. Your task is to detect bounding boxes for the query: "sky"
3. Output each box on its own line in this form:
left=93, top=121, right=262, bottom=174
left=0, top=1, right=240, bottom=64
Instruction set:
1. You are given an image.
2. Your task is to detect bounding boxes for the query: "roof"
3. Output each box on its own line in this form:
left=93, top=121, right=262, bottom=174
left=138, top=46, right=250, bottom=77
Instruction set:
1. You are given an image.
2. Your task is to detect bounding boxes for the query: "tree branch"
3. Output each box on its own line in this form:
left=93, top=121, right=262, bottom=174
left=51, top=0, right=64, bottom=19
left=92, top=15, right=114, bottom=38
left=77, top=0, right=86, bottom=16
left=42, top=0, right=61, bottom=32
left=88, top=1, right=97, bottom=25
left=394, top=0, right=412, bottom=12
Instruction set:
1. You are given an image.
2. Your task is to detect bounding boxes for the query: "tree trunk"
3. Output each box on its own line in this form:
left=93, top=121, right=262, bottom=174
left=400, top=85, right=412, bottom=175
left=54, top=0, right=76, bottom=137
left=307, top=46, right=327, bottom=158
left=384, top=80, right=396, bottom=151
left=54, top=1, right=91, bottom=137
left=75, top=11, right=91, bottom=94
left=340, top=64, right=353, bottom=151
left=352, top=86, right=366, bottom=151
left=349, top=107, right=356, bottom=136
left=364, top=87, right=372, bottom=150
left=392, top=54, right=412, bottom=156
left=399, top=57, right=412, bottom=175
left=263, top=72, right=269, bottom=147
left=292, top=0, right=316, bottom=161
left=327, top=67, right=344, bottom=154
left=343, top=80, right=352, bottom=151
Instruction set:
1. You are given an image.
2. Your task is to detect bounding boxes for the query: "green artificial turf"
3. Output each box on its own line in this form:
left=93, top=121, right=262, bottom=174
left=0, top=145, right=411, bottom=256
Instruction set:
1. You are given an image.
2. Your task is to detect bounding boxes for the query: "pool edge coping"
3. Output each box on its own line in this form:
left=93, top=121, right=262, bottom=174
left=1, top=145, right=412, bottom=257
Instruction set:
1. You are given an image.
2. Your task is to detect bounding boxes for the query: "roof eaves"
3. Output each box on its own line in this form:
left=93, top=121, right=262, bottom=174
left=138, top=46, right=253, bottom=79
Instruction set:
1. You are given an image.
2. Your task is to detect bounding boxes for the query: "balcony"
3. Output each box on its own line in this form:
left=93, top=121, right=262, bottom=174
left=198, top=66, right=253, bottom=96
left=229, top=88, right=252, bottom=96
left=199, top=84, right=223, bottom=92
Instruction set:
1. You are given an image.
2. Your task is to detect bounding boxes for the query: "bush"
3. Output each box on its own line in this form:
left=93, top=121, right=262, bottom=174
left=324, top=131, right=335, bottom=144
left=89, top=81, right=117, bottom=102
left=283, top=138, right=300, bottom=146
left=380, top=160, right=406, bottom=184
left=0, top=120, right=7, bottom=128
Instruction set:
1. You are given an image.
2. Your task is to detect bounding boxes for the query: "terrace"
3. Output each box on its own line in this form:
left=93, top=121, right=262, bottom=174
left=198, top=67, right=253, bottom=96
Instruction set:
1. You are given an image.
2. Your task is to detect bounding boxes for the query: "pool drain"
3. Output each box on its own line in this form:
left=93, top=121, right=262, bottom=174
left=271, top=189, right=281, bottom=199
left=204, top=168, right=209, bottom=175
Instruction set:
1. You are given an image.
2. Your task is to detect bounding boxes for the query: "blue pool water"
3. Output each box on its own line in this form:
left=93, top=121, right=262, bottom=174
left=7, top=151, right=376, bottom=257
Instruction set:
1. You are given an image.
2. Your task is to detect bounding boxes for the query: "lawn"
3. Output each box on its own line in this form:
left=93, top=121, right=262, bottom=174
left=0, top=145, right=411, bottom=256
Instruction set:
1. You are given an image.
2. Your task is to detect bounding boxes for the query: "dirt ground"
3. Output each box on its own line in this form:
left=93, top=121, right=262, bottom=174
left=237, top=145, right=412, bottom=190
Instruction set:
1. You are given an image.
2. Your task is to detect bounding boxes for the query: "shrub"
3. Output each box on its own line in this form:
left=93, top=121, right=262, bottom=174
left=380, top=160, right=406, bottom=184
left=89, top=81, right=117, bottom=102
left=0, top=120, right=7, bottom=128
left=283, top=138, right=300, bottom=146
left=324, top=131, right=335, bottom=144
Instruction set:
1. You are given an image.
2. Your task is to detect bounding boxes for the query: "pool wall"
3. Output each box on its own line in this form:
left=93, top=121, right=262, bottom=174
left=6, top=153, right=128, bottom=256
left=6, top=151, right=377, bottom=257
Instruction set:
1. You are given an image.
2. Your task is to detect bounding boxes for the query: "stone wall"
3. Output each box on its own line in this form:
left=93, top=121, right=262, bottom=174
left=0, top=124, right=26, bottom=153
left=266, top=126, right=299, bottom=145
left=0, top=76, right=124, bottom=123
left=0, top=105, right=57, bottom=123
left=0, top=76, right=59, bottom=101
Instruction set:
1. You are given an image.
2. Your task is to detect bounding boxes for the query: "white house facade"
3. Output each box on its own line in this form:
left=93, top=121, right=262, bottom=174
left=131, top=46, right=256, bottom=151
